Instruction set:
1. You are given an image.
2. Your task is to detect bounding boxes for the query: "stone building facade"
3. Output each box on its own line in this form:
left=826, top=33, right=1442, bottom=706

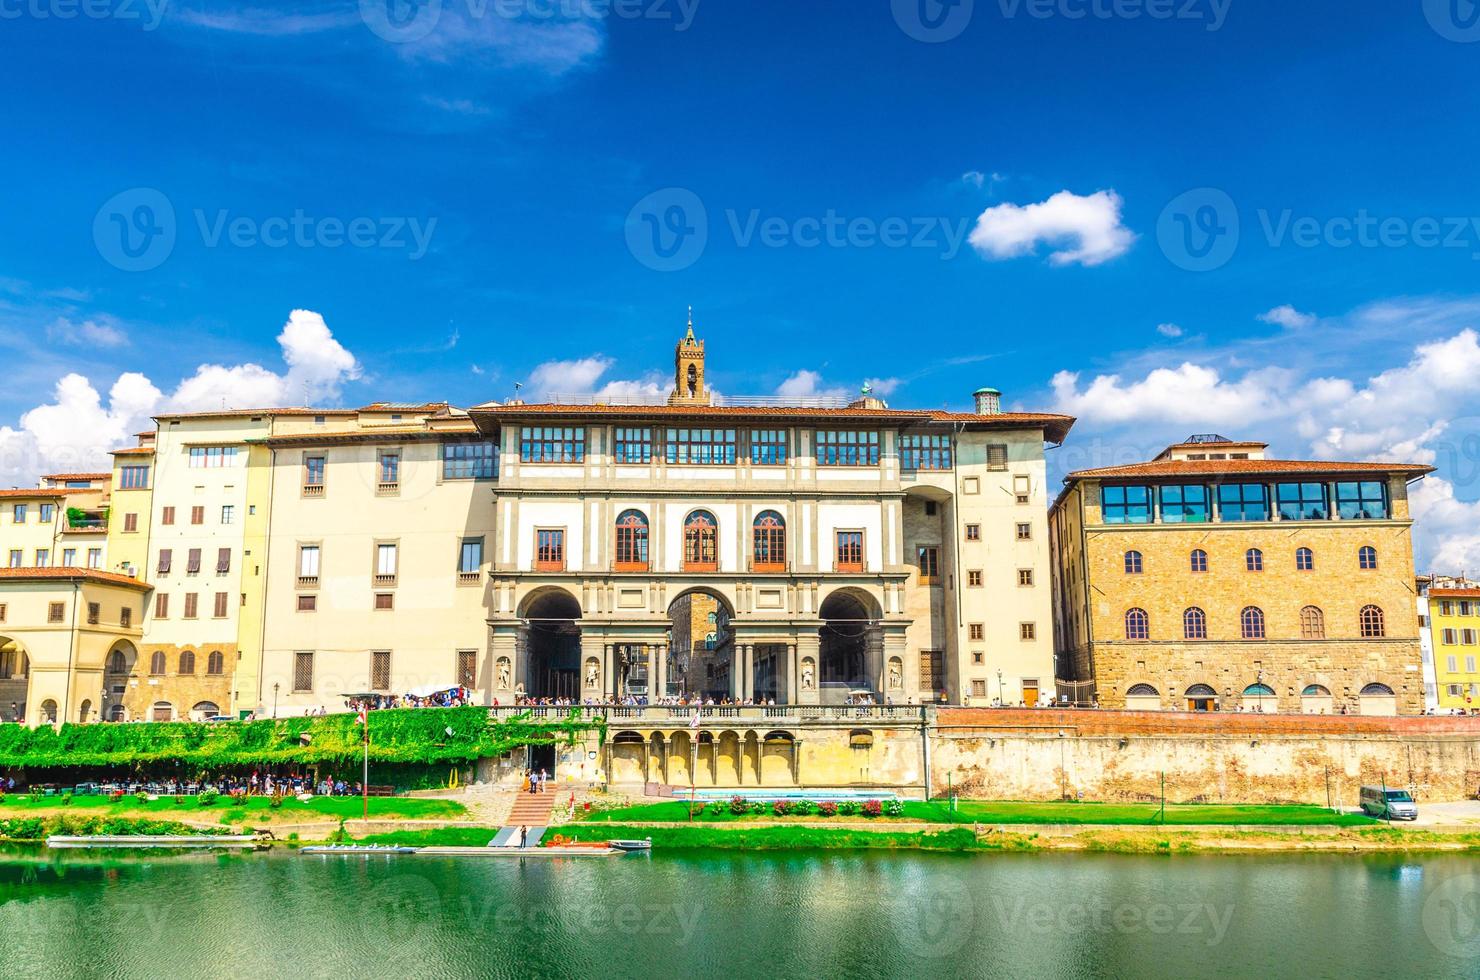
left=1049, top=436, right=1431, bottom=714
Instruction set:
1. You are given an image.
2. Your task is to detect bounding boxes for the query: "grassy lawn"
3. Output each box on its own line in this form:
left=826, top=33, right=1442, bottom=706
left=355, top=827, right=501, bottom=847
left=0, top=793, right=466, bottom=822
left=568, top=823, right=992, bottom=851
left=579, top=799, right=1374, bottom=827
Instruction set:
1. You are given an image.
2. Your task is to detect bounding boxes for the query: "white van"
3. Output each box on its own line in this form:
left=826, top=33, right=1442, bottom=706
left=1360, top=785, right=1418, bottom=820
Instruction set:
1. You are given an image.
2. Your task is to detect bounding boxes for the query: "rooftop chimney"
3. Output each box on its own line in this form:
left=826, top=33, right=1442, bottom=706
left=973, top=387, right=1001, bottom=415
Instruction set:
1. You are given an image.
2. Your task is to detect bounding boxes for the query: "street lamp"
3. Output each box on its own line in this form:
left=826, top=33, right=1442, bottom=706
left=272, top=682, right=279, bottom=720
left=997, top=669, right=1004, bottom=706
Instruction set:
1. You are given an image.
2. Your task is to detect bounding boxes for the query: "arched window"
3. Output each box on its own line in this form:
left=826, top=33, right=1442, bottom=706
left=752, top=510, right=786, bottom=571
left=1183, top=607, right=1207, bottom=640
left=1302, top=684, right=1331, bottom=696
left=108, top=704, right=126, bottom=721
left=192, top=701, right=220, bottom=719
left=1360, top=604, right=1385, bottom=638
left=1240, top=606, right=1266, bottom=639
left=151, top=701, right=173, bottom=722
left=1359, top=546, right=1378, bottom=570
left=704, top=632, right=717, bottom=650
left=1190, top=549, right=1208, bottom=573
left=1126, top=683, right=1159, bottom=696
left=1125, top=608, right=1149, bottom=640
left=614, top=509, right=649, bottom=571
left=1243, top=683, right=1276, bottom=696
left=1300, top=605, right=1325, bottom=639
left=149, top=650, right=166, bottom=675
left=108, top=649, right=126, bottom=673
left=178, top=650, right=196, bottom=675
left=1245, top=548, right=1263, bottom=572
left=207, top=650, right=224, bottom=675
left=684, top=510, right=718, bottom=571
left=1124, top=550, right=1143, bottom=574
left=1360, top=683, right=1394, bottom=696
left=40, top=699, right=57, bottom=724
left=1295, top=547, right=1314, bottom=571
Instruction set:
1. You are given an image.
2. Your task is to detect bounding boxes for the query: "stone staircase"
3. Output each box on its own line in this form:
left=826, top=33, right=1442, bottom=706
left=499, top=789, right=556, bottom=846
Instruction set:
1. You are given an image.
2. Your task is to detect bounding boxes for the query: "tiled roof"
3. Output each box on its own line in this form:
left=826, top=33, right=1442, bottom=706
left=0, top=488, right=69, bottom=499
left=257, top=426, right=476, bottom=448
left=41, top=472, right=109, bottom=481
left=468, top=402, right=1074, bottom=441
left=1065, top=458, right=1434, bottom=480
left=152, top=407, right=357, bottom=421
left=1429, top=588, right=1480, bottom=598
left=0, top=567, right=152, bottom=591
left=110, top=447, right=155, bottom=456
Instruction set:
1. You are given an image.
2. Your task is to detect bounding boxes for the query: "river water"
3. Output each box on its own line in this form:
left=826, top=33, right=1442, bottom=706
left=2, top=848, right=1478, bottom=978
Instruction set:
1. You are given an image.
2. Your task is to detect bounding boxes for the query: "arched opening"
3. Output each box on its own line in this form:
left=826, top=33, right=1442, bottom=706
left=818, top=589, right=881, bottom=705
left=1359, top=682, right=1397, bottom=716
left=1242, top=682, right=1278, bottom=713
left=609, top=730, right=646, bottom=784
left=0, top=635, right=30, bottom=722
left=683, top=510, right=718, bottom=572
left=78, top=698, right=92, bottom=723
left=1301, top=683, right=1333, bottom=715
left=151, top=701, right=173, bottom=721
left=1125, top=683, right=1161, bottom=711
left=521, top=589, right=581, bottom=700
left=108, top=704, right=126, bottom=722
left=207, top=650, right=224, bottom=675
left=40, top=699, right=58, bottom=724
left=614, top=509, right=649, bottom=572
left=752, top=511, right=786, bottom=572
left=668, top=590, right=734, bottom=700
left=1184, top=683, right=1218, bottom=712
left=191, top=701, right=221, bottom=720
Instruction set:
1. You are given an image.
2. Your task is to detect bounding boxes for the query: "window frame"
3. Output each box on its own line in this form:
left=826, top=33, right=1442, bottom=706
left=535, top=528, right=566, bottom=572
left=1218, top=483, right=1271, bottom=522
left=683, top=511, right=719, bottom=572
left=614, top=509, right=650, bottom=572
left=1183, top=607, right=1207, bottom=640
left=613, top=427, right=654, bottom=464
left=835, top=530, right=865, bottom=573
left=750, top=429, right=789, bottom=466
left=1101, top=485, right=1153, bottom=524
left=753, top=511, right=787, bottom=573
left=666, top=428, right=738, bottom=465
left=1335, top=481, right=1389, bottom=520
left=814, top=430, right=880, bottom=467
left=1276, top=482, right=1330, bottom=521
left=899, top=432, right=953, bottom=471
left=1159, top=484, right=1210, bottom=523
left=442, top=441, right=497, bottom=480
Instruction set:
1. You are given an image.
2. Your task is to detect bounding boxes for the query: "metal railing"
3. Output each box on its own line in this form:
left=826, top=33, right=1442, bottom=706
left=485, top=704, right=926, bottom=723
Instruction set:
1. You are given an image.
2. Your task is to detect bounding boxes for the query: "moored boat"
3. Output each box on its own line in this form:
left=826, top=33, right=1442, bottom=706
left=46, top=834, right=261, bottom=849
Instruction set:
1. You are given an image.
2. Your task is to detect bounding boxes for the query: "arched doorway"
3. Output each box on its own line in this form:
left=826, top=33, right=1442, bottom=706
left=1242, top=683, right=1278, bottom=713
left=1184, top=683, right=1218, bottom=712
left=78, top=699, right=92, bottom=723
left=667, top=589, right=733, bottom=700
left=0, top=635, right=30, bottom=722
left=522, top=589, right=581, bottom=700
left=191, top=701, right=221, bottom=721
left=1125, top=683, right=1162, bottom=711
left=1359, top=682, right=1398, bottom=716
left=818, top=590, right=880, bottom=705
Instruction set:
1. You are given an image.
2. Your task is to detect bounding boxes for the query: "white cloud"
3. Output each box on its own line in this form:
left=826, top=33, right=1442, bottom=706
left=1411, top=477, right=1480, bottom=575
left=173, top=7, right=358, bottom=35
left=1156, top=323, right=1183, bottom=338
left=865, top=377, right=902, bottom=397
left=775, top=370, right=851, bottom=402
left=46, top=316, right=128, bottom=348
left=969, top=189, right=1135, bottom=267
left=1259, top=305, right=1317, bottom=330
left=961, top=171, right=1005, bottom=190
left=0, top=309, right=362, bottom=488
left=525, top=355, right=668, bottom=400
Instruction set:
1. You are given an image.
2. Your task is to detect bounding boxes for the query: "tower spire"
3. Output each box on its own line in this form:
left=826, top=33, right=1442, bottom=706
left=686, top=305, right=695, bottom=341
left=668, top=312, right=708, bottom=405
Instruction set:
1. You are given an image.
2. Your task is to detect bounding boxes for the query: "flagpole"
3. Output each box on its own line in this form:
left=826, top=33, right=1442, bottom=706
left=361, top=708, right=369, bottom=822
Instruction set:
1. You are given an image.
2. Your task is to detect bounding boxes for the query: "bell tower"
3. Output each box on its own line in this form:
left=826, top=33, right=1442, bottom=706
left=668, top=307, right=710, bottom=405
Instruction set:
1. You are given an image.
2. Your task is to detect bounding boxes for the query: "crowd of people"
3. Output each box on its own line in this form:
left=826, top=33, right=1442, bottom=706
left=344, top=687, right=474, bottom=713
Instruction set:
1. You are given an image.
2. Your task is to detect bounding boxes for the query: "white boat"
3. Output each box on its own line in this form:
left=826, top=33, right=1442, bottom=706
left=609, top=839, right=653, bottom=851
left=46, top=834, right=261, bottom=849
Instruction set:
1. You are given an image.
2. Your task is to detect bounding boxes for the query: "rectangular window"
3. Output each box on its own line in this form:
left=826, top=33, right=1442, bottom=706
left=157, top=549, right=172, bottom=574
left=161, top=506, right=175, bottom=525
left=536, top=529, right=565, bottom=571
left=120, top=607, right=132, bottom=628
left=1448, top=655, right=1458, bottom=672
left=6, top=550, right=20, bottom=568
left=186, top=548, right=202, bottom=574
left=87, top=602, right=100, bottom=625
left=1470, top=657, right=1478, bottom=673
left=1442, top=602, right=1454, bottom=616
left=520, top=426, right=585, bottom=463
left=1335, top=481, right=1389, bottom=520
left=1276, top=482, right=1330, bottom=521
left=155, top=593, right=169, bottom=619
left=11, top=504, right=25, bottom=523
left=1160, top=484, right=1211, bottom=523
left=303, top=456, right=326, bottom=493
left=35, top=549, right=49, bottom=567
left=985, top=444, right=1009, bottom=471
left=213, top=592, right=228, bottom=618
left=1101, top=485, right=1153, bottom=524
left=971, top=679, right=987, bottom=698
left=371, top=593, right=393, bottom=611
left=442, top=442, right=497, bottom=479
left=917, top=545, right=939, bottom=583
left=221, top=505, right=235, bottom=525
left=293, top=651, right=314, bottom=692
left=459, top=538, right=484, bottom=576
left=298, top=545, right=320, bottom=582
left=1014, top=475, right=1031, bottom=504
left=378, top=452, right=400, bottom=488
left=457, top=650, right=477, bottom=689
left=666, top=428, right=738, bottom=465
left=216, top=548, right=231, bottom=574
left=967, top=569, right=983, bottom=587
left=1445, top=631, right=1459, bottom=647
left=188, top=446, right=238, bottom=468
left=968, top=623, right=984, bottom=641
left=48, top=602, right=65, bottom=623
left=371, top=651, right=392, bottom=692
left=376, top=543, right=398, bottom=583
left=0, top=603, right=5, bottom=623
left=965, top=524, right=981, bottom=541
left=184, top=593, right=199, bottom=619
left=190, top=505, right=204, bottom=525
left=39, top=503, right=54, bottom=523
left=1217, top=483, right=1270, bottom=522
left=750, top=430, right=788, bottom=466
left=835, top=531, right=864, bottom=572
left=613, top=427, right=654, bottom=464
left=1468, top=633, right=1479, bottom=647
left=62, top=548, right=76, bottom=566
left=899, top=433, right=952, bottom=470
left=1020, top=622, right=1037, bottom=641
left=815, top=430, right=880, bottom=466
left=87, top=548, right=101, bottom=569
left=297, top=594, right=317, bottom=612
left=122, top=512, right=138, bottom=533
left=1018, top=568, right=1034, bottom=586
left=919, top=650, right=944, bottom=693
left=119, top=465, right=149, bottom=489
left=1016, top=523, right=1033, bottom=541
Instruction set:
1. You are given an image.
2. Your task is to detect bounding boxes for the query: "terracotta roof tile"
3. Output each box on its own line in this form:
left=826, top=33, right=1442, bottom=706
left=110, top=447, right=155, bottom=456
left=1065, top=458, right=1434, bottom=480
left=0, top=488, right=69, bottom=499
left=0, top=567, right=152, bottom=591
left=1428, top=588, right=1480, bottom=598
left=151, top=407, right=356, bottom=421
left=41, top=472, right=109, bottom=481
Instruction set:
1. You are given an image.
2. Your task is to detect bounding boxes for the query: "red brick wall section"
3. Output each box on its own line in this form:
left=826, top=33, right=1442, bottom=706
left=935, top=707, right=1480, bottom=737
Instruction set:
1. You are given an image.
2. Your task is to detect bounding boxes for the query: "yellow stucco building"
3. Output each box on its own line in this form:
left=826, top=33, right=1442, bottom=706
left=1424, top=586, right=1480, bottom=710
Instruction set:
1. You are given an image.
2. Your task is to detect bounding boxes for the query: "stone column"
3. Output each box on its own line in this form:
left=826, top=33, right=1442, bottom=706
left=602, top=643, right=614, bottom=700
left=786, top=642, right=799, bottom=704
left=654, top=643, right=668, bottom=701
left=883, top=626, right=909, bottom=704
left=796, top=633, right=821, bottom=705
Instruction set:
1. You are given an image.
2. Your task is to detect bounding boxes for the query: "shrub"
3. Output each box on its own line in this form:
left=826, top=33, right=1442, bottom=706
left=59, top=792, right=72, bottom=806
left=748, top=800, right=767, bottom=815
left=729, top=795, right=748, bottom=815
left=817, top=800, right=838, bottom=817
left=135, top=791, right=149, bottom=803
left=791, top=800, right=814, bottom=816
left=771, top=800, right=791, bottom=816
left=862, top=799, right=882, bottom=818
left=230, top=790, right=249, bottom=807
left=269, top=797, right=283, bottom=809
left=198, top=790, right=219, bottom=806
left=884, top=799, right=904, bottom=817
left=837, top=800, right=861, bottom=816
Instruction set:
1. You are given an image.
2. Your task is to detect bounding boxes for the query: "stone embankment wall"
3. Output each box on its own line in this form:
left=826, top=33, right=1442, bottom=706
left=930, top=709, right=1480, bottom=804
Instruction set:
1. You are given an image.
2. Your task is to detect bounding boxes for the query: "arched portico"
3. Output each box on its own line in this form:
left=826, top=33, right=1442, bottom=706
left=0, top=635, right=31, bottom=723
left=818, top=589, right=883, bottom=705
left=519, top=588, right=582, bottom=700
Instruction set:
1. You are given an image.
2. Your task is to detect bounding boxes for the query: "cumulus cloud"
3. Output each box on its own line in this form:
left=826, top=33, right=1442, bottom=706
left=775, top=370, right=851, bottom=402
left=969, top=189, right=1135, bottom=267
left=525, top=355, right=668, bottom=400
left=46, top=316, right=128, bottom=348
left=865, top=377, right=902, bottom=397
left=0, top=309, right=361, bottom=488
left=1156, top=323, right=1183, bottom=338
left=1259, top=305, right=1317, bottom=330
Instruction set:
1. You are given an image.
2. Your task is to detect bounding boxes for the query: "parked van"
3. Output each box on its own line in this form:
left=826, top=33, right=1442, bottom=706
left=1360, top=785, right=1418, bottom=820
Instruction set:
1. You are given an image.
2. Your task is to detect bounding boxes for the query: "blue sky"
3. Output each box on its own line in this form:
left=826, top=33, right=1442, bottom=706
left=3, top=1, right=1480, bottom=564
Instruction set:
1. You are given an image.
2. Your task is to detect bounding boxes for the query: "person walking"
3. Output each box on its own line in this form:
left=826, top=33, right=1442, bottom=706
left=519, top=824, right=528, bottom=849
